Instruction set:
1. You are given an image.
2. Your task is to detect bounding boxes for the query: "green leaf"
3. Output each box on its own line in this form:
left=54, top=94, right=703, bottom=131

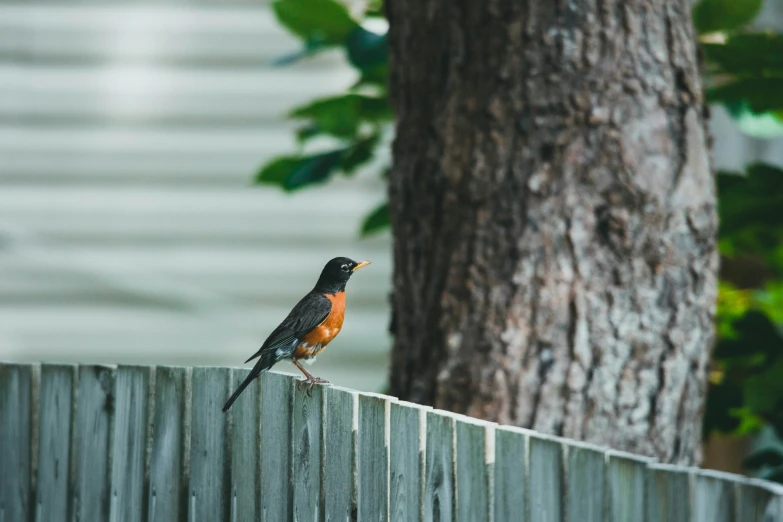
left=707, top=78, right=783, bottom=113
left=272, top=0, right=359, bottom=45
left=283, top=150, right=345, bottom=190
left=341, top=133, right=381, bottom=173
left=289, top=94, right=392, bottom=138
left=256, top=156, right=305, bottom=186
left=360, top=202, right=390, bottom=236
left=745, top=358, right=783, bottom=413
left=702, top=33, right=783, bottom=77
left=723, top=102, right=783, bottom=139
left=692, top=0, right=762, bottom=34
left=346, top=26, right=388, bottom=70
left=718, top=164, right=783, bottom=258
left=255, top=150, right=345, bottom=191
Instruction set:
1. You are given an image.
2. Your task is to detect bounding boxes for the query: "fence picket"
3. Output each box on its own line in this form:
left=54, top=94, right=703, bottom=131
left=229, top=368, right=261, bottom=522
left=358, top=392, right=394, bottom=522
left=0, top=363, right=33, bottom=522
left=149, top=366, right=190, bottom=522
left=109, top=365, right=152, bottom=522
left=692, top=469, right=735, bottom=522
left=72, top=365, right=115, bottom=522
left=423, top=409, right=456, bottom=522
left=528, top=433, right=563, bottom=522
left=646, top=463, right=692, bottom=522
left=292, top=381, right=325, bottom=522
left=565, top=441, right=606, bottom=522
left=259, top=371, right=295, bottom=522
left=323, top=386, right=359, bottom=522
left=736, top=478, right=783, bottom=522
left=189, top=367, right=231, bottom=522
left=36, top=364, right=75, bottom=522
left=390, top=401, right=427, bottom=522
left=606, top=450, right=654, bottom=522
left=455, top=416, right=495, bottom=522
left=493, top=427, right=528, bottom=522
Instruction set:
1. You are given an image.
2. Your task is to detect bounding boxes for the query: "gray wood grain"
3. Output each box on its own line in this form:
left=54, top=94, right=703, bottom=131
left=109, top=365, right=152, bottom=522
left=71, top=365, right=115, bottom=522
left=0, top=363, right=33, bottom=522
left=692, top=470, right=735, bottom=522
left=565, top=442, right=606, bottom=522
left=358, top=392, right=393, bottom=522
left=323, top=386, right=359, bottom=522
left=455, top=416, right=494, bottom=522
left=646, top=463, right=691, bottom=522
left=423, top=409, right=455, bottom=522
left=292, top=379, right=325, bottom=522
left=493, top=427, right=528, bottom=522
left=229, top=368, right=261, bottom=522
left=259, top=371, right=295, bottom=522
left=189, top=366, right=231, bottom=522
left=528, top=433, right=563, bottom=522
left=736, top=478, right=783, bottom=522
left=606, top=450, right=654, bottom=522
left=35, top=364, right=75, bottom=522
left=389, top=401, right=426, bottom=522
left=148, top=366, right=190, bottom=522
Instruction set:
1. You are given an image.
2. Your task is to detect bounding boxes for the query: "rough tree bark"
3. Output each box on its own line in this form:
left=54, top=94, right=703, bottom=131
left=386, top=0, right=718, bottom=464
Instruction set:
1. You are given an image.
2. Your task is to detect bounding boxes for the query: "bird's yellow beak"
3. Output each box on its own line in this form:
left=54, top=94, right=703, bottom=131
left=352, top=260, right=371, bottom=271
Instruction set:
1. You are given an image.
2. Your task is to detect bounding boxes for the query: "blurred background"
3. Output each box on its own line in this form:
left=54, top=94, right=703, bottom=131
left=3, top=0, right=783, bottom=475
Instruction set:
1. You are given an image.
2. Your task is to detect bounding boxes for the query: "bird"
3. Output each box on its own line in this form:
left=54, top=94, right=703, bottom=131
left=222, top=256, right=370, bottom=412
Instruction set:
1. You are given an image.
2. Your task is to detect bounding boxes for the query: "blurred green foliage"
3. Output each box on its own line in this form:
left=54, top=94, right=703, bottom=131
left=258, top=0, right=783, bottom=478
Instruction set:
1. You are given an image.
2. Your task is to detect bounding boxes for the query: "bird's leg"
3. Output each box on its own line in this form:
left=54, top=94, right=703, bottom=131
left=292, top=359, right=329, bottom=396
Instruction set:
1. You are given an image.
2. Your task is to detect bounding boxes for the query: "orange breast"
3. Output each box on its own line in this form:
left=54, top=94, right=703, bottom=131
left=295, top=291, right=346, bottom=359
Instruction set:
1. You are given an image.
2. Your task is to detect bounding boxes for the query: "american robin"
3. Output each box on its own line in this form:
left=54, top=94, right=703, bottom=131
left=222, top=256, right=370, bottom=412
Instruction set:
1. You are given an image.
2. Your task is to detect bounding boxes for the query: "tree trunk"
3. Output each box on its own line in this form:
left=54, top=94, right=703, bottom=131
left=385, top=0, right=718, bottom=464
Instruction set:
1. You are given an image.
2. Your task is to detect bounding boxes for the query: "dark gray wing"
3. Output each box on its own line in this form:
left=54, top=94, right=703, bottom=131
left=244, top=291, right=332, bottom=363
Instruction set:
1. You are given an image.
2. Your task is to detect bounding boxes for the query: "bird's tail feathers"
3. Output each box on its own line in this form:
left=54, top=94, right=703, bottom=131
left=221, top=351, right=277, bottom=412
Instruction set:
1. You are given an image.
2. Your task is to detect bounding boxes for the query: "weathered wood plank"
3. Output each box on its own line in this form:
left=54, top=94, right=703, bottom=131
left=109, top=365, right=152, bottom=522
left=229, top=368, right=261, bottom=522
left=736, top=478, right=783, bottom=522
left=692, top=469, right=735, bottom=522
left=259, top=371, right=295, bottom=522
left=0, top=363, right=33, bottom=522
left=292, top=380, right=325, bottom=522
left=423, top=409, right=456, bottom=522
left=455, top=416, right=495, bottom=522
left=493, top=427, right=528, bottom=522
left=646, top=463, right=691, bottom=522
left=528, top=433, right=563, bottom=522
left=148, top=366, right=190, bottom=522
left=565, top=441, right=606, bottom=522
left=358, top=392, right=393, bottom=522
left=189, top=366, right=231, bottom=522
left=390, top=400, right=427, bottom=522
left=324, top=386, right=359, bottom=522
left=71, top=365, right=115, bottom=522
left=35, top=364, right=75, bottom=522
left=606, top=450, right=653, bottom=522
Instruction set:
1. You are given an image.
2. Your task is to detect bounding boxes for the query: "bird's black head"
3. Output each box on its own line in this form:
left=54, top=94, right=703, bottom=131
left=314, top=257, right=371, bottom=294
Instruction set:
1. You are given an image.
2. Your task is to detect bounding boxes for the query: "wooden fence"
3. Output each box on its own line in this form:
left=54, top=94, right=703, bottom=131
left=1, top=363, right=782, bottom=522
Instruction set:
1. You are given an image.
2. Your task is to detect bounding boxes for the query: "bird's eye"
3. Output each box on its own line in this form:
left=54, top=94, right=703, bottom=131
left=341, top=264, right=350, bottom=272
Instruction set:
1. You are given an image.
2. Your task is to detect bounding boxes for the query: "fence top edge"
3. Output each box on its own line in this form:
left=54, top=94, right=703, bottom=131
left=647, top=462, right=695, bottom=474
left=391, top=398, right=433, bottom=411
left=605, top=448, right=657, bottom=464
left=695, top=467, right=754, bottom=483
left=746, top=477, right=783, bottom=495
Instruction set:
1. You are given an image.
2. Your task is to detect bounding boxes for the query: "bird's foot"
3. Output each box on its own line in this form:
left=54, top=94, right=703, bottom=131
left=297, top=376, right=329, bottom=396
